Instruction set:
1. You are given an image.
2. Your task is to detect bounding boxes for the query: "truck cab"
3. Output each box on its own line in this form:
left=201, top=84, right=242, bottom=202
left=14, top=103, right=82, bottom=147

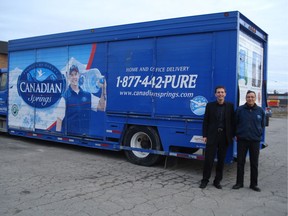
left=0, top=68, right=8, bottom=132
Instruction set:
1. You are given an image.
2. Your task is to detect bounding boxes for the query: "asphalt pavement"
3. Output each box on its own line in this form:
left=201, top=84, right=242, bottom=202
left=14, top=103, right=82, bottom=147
left=0, top=117, right=287, bottom=216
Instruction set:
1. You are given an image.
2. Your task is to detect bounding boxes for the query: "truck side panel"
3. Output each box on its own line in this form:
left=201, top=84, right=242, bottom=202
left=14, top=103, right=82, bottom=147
left=8, top=44, right=107, bottom=139
left=107, top=33, right=214, bottom=118
left=107, top=38, right=154, bottom=115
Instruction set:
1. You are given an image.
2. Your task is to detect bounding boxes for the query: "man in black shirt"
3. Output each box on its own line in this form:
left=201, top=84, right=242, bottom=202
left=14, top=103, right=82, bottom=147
left=200, top=86, right=235, bottom=189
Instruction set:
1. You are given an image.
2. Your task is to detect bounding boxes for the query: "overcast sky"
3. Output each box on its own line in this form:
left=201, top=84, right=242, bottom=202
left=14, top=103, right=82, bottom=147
left=1, top=0, right=287, bottom=92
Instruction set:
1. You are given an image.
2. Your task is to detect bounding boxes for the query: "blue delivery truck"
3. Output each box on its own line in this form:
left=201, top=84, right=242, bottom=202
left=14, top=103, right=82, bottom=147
left=0, top=11, right=268, bottom=166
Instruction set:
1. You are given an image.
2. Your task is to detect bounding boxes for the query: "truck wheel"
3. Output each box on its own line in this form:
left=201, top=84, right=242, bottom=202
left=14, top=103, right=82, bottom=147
left=123, top=126, right=162, bottom=166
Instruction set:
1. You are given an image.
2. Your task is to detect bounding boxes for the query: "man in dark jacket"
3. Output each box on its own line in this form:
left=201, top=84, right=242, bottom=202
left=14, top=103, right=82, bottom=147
left=232, top=90, right=265, bottom=192
left=200, top=86, right=235, bottom=189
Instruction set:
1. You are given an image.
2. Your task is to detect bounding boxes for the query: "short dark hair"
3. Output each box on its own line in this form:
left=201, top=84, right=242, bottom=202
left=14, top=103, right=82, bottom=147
left=246, top=90, right=256, bottom=96
left=215, top=85, right=226, bottom=93
left=69, top=65, right=79, bottom=74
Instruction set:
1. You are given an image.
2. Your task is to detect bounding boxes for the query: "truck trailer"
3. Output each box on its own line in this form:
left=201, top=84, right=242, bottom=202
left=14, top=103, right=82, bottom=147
left=0, top=11, right=268, bottom=166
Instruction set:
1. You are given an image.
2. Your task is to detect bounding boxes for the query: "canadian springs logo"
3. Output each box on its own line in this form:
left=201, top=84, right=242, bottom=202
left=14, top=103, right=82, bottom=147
left=17, top=62, right=66, bottom=108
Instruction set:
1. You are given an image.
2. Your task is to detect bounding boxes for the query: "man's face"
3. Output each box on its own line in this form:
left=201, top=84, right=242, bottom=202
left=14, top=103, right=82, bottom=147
left=246, top=92, right=256, bottom=106
left=215, top=88, right=226, bottom=101
left=69, top=71, right=79, bottom=86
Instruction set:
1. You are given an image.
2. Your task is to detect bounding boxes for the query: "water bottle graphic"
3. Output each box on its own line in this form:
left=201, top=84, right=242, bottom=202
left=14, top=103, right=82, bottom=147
left=252, top=52, right=261, bottom=87
left=257, top=58, right=262, bottom=87
left=79, top=68, right=105, bottom=93
left=239, top=49, right=248, bottom=85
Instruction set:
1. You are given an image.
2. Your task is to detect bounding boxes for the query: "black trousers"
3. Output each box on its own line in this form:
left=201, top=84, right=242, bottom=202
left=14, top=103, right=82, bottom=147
left=201, top=131, right=228, bottom=184
left=236, top=140, right=260, bottom=186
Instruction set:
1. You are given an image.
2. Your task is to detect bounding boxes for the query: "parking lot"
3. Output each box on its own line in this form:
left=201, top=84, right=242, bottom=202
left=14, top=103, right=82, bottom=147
left=0, top=117, right=287, bottom=216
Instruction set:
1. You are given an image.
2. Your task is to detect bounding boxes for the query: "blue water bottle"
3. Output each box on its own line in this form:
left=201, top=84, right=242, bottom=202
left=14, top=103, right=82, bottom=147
left=79, top=68, right=104, bottom=93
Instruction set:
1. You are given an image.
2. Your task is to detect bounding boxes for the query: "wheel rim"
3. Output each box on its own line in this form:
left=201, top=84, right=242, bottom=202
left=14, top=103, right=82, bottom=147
left=130, top=132, right=152, bottom=158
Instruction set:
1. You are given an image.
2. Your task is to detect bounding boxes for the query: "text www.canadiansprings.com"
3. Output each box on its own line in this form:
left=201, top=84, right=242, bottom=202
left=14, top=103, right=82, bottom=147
left=119, top=90, right=194, bottom=99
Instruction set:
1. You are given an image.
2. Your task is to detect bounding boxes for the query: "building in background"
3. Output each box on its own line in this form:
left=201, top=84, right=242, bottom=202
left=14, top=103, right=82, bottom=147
left=268, top=93, right=288, bottom=107
left=267, top=93, right=288, bottom=116
left=0, top=41, right=8, bottom=68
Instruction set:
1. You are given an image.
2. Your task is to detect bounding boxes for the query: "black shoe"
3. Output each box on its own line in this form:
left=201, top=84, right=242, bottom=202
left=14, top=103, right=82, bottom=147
left=250, top=185, right=261, bottom=192
left=232, top=184, right=243, bottom=189
left=213, top=182, right=222, bottom=189
left=199, top=182, right=207, bottom=189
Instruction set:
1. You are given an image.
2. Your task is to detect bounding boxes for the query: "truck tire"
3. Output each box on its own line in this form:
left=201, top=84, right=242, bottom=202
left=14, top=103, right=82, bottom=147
left=123, top=126, right=162, bottom=166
